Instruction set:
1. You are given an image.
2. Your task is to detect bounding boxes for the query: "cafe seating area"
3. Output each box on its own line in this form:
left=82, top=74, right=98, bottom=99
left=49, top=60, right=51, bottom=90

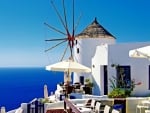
left=63, top=98, right=120, bottom=113
left=12, top=96, right=150, bottom=113
left=54, top=82, right=93, bottom=101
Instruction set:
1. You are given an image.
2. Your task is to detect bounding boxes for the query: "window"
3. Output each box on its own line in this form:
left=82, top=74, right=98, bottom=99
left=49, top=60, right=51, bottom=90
left=116, top=66, right=131, bottom=88
left=80, top=76, right=84, bottom=85
left=104, top=65, right=108, bottom=95
left=76, top=40, right=77, bottom=45
left=77, top=48, right=79, bottom=53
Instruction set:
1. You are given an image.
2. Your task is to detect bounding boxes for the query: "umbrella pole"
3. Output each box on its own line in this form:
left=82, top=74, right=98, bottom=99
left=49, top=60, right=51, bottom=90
left=65, top=90, right=68, bottom=98
left=64, top=84, right=69, bottom=98
left=64, top=71, right=71, bottom=98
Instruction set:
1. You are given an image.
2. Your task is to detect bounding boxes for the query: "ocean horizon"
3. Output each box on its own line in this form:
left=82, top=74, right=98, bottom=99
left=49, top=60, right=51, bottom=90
left=0, top=67, right=64, bottom=111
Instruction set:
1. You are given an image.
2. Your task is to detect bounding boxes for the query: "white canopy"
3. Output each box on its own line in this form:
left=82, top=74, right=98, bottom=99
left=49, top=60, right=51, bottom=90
left=44, top=84, right=48, bottom=99
left=129, top=45, right=150, bottom=60
left=46, top=59, right=91, bottom=73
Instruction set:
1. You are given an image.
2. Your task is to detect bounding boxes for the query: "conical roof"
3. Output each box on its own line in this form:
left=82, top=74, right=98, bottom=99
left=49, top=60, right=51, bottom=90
left=76, top=18, right=115, bottom=39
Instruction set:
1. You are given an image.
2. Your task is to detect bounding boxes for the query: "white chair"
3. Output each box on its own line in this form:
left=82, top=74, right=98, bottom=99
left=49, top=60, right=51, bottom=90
left=112, top=109, right=120, bottom=113
left=136, top=100, right=150, bottom=113
left=145, top=110, right=150, bottom=113
left=91, top=99, right=96, bottom=109
left=136, top=104, right=149, bottom=113
left=103, top=105, right=111, bottom=113
left=76, top=99, right=95, bottom=108
left=94, top=102, right=101, bottom=113
left=75, top=99, right=96, bottom=113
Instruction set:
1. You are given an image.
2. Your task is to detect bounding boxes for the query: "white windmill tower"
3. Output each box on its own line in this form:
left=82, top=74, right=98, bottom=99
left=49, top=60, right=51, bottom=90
left=73, top=18, right=116, bottom=84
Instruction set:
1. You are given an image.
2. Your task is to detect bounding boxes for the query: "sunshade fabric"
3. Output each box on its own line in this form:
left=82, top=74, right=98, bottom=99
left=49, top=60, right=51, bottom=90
left=46, top=59, right=91, bottom=73
left=129, top=45, right=150, bottom=59
left=44, top=84, right=48, bottom=98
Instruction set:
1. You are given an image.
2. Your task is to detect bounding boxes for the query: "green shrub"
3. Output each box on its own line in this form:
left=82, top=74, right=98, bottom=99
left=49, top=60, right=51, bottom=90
left=39, top=98, right=53, bottom=103
left=108, top=88, right=127, bottom=98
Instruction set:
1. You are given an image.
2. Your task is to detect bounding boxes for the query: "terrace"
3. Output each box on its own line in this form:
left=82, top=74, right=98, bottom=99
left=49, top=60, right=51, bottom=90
left=6, top=96, right=150, bottom=113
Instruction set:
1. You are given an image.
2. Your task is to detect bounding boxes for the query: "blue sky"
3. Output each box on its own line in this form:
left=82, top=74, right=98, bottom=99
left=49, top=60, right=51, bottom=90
left=0, top=0, right=150, bottom=67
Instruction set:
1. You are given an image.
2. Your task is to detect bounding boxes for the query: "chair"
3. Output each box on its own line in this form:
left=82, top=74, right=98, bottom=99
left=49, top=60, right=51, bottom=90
left=74, top=82, right=81, bottom=89
left=145, top=110, right=150, bottom=113
left=65, top=85, right=74, bottom=94
left=83, top=99, right=96, bottom=109
left=94, top=102, right=101, bottom=113
left=112, top=109, right=120, bottom=113
left=136, top=100, right=150, bottom=113
left=75, top=99, right=92, bottom=108
left=136, top=104, right=149, bottom=113
left=103, top=105, right=111, bottom=113
left=90, top=99, right=96, bottom=109
left=75, top=99, right=96, bottom=111
left=84, top=99, right=92, bottom=107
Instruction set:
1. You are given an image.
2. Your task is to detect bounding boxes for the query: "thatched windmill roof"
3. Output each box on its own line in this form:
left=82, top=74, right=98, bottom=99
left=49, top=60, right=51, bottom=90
left=76, top=18, right=115, bottom=39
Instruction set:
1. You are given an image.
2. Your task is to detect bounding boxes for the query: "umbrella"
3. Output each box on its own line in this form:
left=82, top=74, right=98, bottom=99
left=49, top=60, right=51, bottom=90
left=46, top=59, right=91, bottom=96
left=46, top=59, right=91, bottom=73
left=44, top=84, right=48, bottom=99
left=129, top=45, right=150, bottom=60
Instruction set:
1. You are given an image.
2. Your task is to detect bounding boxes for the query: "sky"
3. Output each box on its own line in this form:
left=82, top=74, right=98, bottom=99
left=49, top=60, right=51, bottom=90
left=0, top=0, right=150, bottom=67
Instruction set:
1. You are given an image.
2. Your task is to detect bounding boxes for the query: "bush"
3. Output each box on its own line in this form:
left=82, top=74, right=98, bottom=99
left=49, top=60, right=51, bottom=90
left=39, top=98, right=53, bottom=103
left=108, top=88, right=127, bottom=98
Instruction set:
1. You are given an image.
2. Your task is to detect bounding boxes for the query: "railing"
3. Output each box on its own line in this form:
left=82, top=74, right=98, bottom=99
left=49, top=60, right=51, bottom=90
left=64, top=98, right=81, bottom=113
left=27, top=100, right=44, bottom=113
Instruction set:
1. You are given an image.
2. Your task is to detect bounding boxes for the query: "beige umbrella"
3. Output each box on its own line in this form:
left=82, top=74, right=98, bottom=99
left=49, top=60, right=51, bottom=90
left=46, top=59, right=91, bottom=73
left=129, top=45, right=150, bottom=60
left=46, top=59, right=91, bottom=83
left=44, top=84, right=48, bottom=99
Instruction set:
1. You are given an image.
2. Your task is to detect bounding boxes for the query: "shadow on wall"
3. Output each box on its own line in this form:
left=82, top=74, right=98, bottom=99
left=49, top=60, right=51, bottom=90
left=92, top=79, right=101, bottom=95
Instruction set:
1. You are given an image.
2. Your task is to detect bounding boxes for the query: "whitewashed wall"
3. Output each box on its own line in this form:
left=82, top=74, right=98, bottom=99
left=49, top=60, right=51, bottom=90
left=73, top=38, right=115, bottom=83
left=108, top=42, right=150, bottom=96
left=92, top=42, right=150, bottom=96
left=92, top=44, right=109, bottom=95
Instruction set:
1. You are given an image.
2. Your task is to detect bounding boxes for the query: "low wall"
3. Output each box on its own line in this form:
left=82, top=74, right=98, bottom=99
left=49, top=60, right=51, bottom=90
left=126, top=97, right=148, bottom=113
left=7, top=97, right=150, bottom=113
left=44, top=99, right=88, bottom=113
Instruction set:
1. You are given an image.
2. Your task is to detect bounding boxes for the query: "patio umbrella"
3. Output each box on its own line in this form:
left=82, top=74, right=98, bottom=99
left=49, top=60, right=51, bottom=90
left=46, top=59, right=91, bottom=73
left=46, top=59, right=91, bottom=84
left=129, top=45, right=150, bottom=60
left=44, top=84, right=48, bottom=99
left=46, top=59, right=91, bottom=96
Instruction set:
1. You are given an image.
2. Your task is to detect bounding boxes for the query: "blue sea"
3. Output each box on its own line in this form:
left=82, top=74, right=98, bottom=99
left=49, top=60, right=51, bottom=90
left=0, top=67, right=64, bottom=111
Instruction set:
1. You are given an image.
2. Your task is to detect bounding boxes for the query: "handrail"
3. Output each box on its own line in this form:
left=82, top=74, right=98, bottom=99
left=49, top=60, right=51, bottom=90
left=64, top=98, right=81, bottom=113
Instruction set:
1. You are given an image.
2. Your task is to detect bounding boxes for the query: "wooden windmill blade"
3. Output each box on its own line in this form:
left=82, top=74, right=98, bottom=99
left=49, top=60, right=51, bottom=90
left=44, top=0, right=81, bottom=61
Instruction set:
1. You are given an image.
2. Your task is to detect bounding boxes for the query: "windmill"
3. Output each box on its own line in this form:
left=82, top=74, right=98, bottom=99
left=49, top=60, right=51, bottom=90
left=44, top=0, right=81, bottom=61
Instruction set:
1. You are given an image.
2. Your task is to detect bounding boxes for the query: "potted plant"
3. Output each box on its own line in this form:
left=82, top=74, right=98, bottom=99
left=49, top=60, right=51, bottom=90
left=108, top=64, right=141, bottom=98
left=85, top=78, right=93, bottom=88
left=84, top=78, right=93, bottom=94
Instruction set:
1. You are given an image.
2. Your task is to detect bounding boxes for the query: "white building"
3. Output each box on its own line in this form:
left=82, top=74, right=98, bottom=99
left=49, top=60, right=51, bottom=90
left=73, top=18, right=150, bottom=96
left=92, top=42, right=150, bottom=96
left=73, top=18, right=116, bottom=83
